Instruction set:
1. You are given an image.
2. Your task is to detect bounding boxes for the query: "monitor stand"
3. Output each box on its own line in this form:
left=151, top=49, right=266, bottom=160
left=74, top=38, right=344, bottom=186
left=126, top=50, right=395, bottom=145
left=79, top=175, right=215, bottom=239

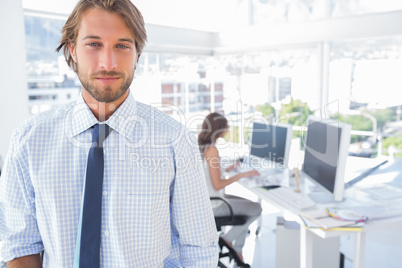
left=308, top=191, right=335, bottom=204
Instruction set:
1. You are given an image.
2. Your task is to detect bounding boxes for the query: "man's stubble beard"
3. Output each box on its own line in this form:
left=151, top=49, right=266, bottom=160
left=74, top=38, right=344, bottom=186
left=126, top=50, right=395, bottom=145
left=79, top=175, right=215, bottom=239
left=76, top=64, right=134, bottom=103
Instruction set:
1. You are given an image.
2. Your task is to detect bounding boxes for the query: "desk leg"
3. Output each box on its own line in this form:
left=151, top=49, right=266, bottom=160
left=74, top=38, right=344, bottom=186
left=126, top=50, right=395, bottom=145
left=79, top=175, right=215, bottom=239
left=353, top=232, right=366, bottom=268
left=300, top=225, right=313, bottom=268
left=256, top=198, right=263, bottom=235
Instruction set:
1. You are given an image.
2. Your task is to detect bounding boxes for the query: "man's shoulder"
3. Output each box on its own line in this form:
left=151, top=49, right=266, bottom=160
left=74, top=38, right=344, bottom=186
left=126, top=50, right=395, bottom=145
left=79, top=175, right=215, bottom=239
left=135, top=101, right=186, bottom=133
left=14, top=101, right=75, bottom=138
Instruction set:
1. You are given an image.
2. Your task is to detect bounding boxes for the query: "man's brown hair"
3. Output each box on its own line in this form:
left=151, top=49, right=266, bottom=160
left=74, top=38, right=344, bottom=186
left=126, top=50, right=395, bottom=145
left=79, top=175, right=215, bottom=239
left=56, top=0, right=147, bottom=73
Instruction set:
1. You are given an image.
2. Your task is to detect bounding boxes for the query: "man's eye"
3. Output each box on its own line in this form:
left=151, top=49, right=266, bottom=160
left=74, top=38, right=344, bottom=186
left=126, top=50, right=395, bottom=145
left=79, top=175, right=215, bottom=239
left=88, top=43, right=100, bottom=47
left=117, top=44, right=129, bottom=49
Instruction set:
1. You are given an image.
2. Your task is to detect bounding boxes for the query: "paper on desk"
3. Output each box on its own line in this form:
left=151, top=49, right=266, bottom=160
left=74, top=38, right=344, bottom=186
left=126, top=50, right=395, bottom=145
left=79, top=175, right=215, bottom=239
left=299, top=209, right=364, bottom=230
left=300, top=216, right=364, bottom=231
left=326, top=207, right=368, bottom=222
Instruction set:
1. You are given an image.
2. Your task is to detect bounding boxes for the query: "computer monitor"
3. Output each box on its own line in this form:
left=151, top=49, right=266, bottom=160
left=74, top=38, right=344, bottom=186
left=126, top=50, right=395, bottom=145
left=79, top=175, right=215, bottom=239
left=249, top=122, right=293, bottom=169
left=302, top=116, right=351, bottom=202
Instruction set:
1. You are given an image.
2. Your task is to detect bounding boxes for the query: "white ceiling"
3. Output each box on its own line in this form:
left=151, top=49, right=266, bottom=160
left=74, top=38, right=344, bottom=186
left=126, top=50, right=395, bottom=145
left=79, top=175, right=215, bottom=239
left=22, top=0, right=244, bottom=32
left=21, top=0, right=402, bottom=56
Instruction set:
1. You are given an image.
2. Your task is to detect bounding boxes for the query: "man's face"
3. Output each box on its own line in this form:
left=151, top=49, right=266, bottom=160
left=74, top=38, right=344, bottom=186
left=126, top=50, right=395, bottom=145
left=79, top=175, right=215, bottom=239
left=68, top=8, right=138, bottom=103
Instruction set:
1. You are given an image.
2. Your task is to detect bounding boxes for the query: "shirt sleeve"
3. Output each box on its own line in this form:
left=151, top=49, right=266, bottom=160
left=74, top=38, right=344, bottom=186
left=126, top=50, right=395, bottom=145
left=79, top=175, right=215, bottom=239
left=164, top=131, right=219, bottom=268
left=0, top=130, right=44, bottom=262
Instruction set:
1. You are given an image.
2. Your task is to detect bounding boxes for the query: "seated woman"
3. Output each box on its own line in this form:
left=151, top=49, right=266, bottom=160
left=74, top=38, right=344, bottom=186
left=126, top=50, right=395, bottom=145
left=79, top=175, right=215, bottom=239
left=198, top=112, right=262, bottom=262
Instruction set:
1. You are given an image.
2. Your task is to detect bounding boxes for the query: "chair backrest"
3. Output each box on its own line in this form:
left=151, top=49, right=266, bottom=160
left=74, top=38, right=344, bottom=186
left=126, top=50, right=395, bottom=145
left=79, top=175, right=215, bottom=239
left=210, top=197, right=248, bottom=231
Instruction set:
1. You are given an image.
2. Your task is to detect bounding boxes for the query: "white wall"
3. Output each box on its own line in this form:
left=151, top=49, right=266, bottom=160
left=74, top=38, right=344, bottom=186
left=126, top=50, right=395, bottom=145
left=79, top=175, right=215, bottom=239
left=216, top=10, right=402, bottom=54
left=0, top=0, right=29, bottom=161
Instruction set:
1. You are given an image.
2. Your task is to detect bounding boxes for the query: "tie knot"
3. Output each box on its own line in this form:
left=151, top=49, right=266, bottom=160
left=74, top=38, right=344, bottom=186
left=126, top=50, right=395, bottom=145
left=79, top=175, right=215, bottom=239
left=92, top=124, right=111, bottom=147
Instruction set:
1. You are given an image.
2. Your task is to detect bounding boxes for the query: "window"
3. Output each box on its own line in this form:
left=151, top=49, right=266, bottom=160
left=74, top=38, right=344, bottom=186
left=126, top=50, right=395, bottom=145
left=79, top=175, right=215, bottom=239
left=22, top=2, right=402, bottom=157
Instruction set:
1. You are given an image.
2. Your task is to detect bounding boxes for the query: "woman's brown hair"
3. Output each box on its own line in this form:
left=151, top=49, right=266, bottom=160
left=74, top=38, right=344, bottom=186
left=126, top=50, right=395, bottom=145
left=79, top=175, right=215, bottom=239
left=198, top=112, right=228, bottom=154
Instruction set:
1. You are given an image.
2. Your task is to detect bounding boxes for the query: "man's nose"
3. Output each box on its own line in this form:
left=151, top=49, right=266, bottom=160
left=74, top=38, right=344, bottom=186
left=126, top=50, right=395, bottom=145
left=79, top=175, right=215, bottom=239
left=100, top=48, right=117, bottom=71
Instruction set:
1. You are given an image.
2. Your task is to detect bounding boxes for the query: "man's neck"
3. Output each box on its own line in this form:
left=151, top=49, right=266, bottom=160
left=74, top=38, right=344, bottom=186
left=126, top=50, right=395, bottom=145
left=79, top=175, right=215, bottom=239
left=82, top=89, right=129, bottom=122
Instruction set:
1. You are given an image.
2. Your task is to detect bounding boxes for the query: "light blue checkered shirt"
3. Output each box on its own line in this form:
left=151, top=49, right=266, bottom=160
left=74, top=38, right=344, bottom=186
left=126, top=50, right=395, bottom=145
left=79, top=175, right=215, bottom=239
left=0, top=91, right=218, bottom=267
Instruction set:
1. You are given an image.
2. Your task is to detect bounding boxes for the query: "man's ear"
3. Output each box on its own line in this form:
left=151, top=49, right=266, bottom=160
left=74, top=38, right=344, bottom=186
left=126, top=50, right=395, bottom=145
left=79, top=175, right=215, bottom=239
left=134, top=54, right=140, bottom=70
left=68, top=42, right=77, bottom=63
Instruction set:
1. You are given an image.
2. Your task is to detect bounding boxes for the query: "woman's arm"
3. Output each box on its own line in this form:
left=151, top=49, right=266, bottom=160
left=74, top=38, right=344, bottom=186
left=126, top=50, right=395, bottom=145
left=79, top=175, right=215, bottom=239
left=205, top=147, right=259, bottom=191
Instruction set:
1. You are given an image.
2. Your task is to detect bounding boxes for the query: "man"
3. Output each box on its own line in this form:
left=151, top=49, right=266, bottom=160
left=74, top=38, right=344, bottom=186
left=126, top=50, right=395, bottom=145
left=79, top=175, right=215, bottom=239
left=0, top=0, right=218, bottom=267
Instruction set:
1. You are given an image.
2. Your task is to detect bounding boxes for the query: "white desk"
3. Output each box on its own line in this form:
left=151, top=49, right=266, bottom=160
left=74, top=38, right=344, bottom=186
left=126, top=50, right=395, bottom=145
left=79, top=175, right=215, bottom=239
left=236, top=158, right=402, bottom=268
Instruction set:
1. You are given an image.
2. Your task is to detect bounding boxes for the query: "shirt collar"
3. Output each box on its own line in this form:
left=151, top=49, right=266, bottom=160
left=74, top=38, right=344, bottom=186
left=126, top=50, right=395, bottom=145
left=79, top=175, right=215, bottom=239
left=69, top=93, right=98, bottom=137
left=69, top=90, right=138, bottom=141
left=106, top=90, right=138, bottom=141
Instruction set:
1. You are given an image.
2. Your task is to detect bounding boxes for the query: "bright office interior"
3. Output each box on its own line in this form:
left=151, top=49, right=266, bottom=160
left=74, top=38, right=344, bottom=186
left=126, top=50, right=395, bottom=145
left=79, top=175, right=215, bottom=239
left=1, top=0, right=402, bottom=267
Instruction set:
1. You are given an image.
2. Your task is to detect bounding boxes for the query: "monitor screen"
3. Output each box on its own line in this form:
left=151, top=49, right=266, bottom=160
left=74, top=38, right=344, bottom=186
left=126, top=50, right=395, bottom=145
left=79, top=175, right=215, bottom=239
left=302, top=117, right=351, bottom=202
left=249, top=122, right=292, bottom=167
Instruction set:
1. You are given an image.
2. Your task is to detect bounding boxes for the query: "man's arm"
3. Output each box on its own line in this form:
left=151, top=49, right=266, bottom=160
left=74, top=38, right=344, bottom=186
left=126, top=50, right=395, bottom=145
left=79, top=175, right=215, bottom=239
left=7, top=254, right=42, bottom=268
left=167, top=133, right=219, bottom=267
left=0, top=131, right=44, bottom=263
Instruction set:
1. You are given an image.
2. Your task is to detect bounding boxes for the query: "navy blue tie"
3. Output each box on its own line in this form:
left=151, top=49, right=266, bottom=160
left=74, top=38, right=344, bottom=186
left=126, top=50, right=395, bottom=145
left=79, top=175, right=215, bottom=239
left=79, top=124, right=111, bottom=267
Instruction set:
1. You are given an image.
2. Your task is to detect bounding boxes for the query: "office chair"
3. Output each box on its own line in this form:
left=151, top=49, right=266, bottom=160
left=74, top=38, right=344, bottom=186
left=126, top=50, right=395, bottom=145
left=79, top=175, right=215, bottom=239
left=210, top=197, right=251, bottom=268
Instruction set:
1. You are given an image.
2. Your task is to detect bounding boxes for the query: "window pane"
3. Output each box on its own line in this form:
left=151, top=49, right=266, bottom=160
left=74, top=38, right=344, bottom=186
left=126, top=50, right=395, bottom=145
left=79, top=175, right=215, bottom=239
left=24, top=14, right=81, bottom=114
left=331, top=0, right=402, bottom=18
left=329, top=36, right=402, bottom=156
left=251, top=0, right=330, bottom=26
left=215, top=48, right=318, bottom=115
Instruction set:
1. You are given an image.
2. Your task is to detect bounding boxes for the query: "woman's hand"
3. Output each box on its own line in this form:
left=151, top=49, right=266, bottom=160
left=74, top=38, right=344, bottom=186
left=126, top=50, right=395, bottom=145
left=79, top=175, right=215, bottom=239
left=240, top=169, right=260, bottom=178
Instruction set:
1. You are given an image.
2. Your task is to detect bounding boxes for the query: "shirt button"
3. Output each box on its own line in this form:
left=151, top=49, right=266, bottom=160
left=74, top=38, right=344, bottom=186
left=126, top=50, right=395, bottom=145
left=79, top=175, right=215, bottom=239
left=104, top=231, right=109, bottom=237
left=103, top=191, right=108, bottom=196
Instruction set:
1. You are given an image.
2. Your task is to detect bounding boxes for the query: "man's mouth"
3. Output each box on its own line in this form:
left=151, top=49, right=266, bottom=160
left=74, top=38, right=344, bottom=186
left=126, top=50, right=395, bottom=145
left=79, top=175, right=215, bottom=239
left=95, top=76, right=120, bottom=84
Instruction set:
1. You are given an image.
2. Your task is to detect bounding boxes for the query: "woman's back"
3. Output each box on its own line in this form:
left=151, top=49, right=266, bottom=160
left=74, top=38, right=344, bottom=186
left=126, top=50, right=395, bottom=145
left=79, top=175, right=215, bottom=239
left=202, top=145, right=223, bottom=198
